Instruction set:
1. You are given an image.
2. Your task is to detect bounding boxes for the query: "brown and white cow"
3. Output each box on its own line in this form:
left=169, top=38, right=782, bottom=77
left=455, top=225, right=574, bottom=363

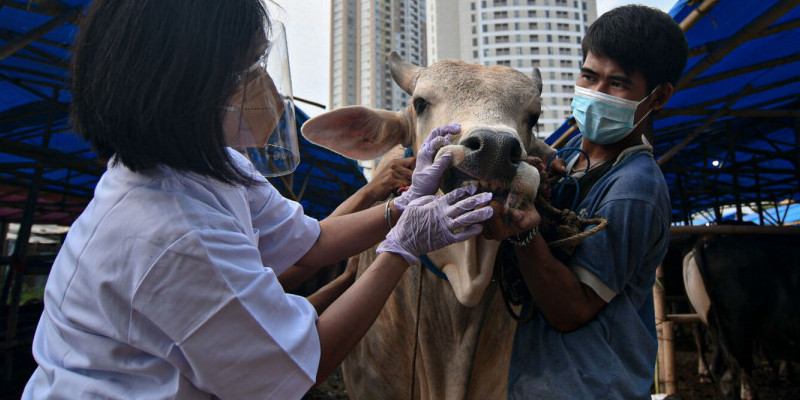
left=302, top=51, right=553, bottom=400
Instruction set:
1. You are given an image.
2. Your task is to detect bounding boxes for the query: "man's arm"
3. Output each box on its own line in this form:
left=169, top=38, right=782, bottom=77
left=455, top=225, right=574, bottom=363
left=482, top=203, right=606, bottom=332
left=304, top=255, right=359, bottom=314
left=513, top=234, right=607, bottom=332
left=279, top=157, right=413, bottom=288
left=329, top=157, right=414, bottom=218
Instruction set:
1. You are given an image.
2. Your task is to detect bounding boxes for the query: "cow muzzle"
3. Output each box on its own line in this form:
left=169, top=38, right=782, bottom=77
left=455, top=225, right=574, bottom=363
left=435, top=130, right=539, bottom=210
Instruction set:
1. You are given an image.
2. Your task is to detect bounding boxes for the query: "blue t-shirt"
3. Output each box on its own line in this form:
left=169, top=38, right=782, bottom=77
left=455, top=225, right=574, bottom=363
left=507, top=136, right=671, bottom=400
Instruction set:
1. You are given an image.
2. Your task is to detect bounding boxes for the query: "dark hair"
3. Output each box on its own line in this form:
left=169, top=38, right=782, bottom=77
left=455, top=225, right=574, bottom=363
left=582, top=5, right=688, bottom=92
left=71, top=0, right=270, bottom=186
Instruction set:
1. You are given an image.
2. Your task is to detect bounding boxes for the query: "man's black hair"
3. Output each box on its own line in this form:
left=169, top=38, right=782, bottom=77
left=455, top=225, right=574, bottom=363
left=71, top=0, right=270, bottom=186
left=582, top=5, right=688, bottom=91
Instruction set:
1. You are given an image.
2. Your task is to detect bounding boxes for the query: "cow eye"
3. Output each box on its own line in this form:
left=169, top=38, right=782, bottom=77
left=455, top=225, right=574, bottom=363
left=527, top=113, right=539, bottom=128
left=413, top=97, right=428, bottom=115
left=528, top=114, right=540, bottom=134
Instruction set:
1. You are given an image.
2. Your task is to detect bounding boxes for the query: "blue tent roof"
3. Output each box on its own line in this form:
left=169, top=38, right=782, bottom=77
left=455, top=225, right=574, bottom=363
left=656, top=0, right=800, bottom=224
left=0, top=1, right=96, bottom=225
left=547, top=0, right=800, bottom=225
left=2, top=0, right=799, bottom=227
left=0, top=1, right=364, bottom=225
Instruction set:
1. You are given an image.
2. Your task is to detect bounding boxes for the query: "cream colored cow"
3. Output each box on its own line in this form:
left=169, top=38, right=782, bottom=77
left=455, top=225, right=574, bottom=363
left=302, top=51, right=553, bottom=400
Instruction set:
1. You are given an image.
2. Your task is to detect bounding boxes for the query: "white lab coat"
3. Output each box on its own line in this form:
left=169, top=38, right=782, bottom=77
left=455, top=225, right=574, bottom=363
left=24, top=149, right=322, bottom=399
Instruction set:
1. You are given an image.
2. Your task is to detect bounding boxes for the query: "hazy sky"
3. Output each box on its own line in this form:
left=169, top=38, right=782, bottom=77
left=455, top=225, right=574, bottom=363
left=278, top=0, right=679, bottom=117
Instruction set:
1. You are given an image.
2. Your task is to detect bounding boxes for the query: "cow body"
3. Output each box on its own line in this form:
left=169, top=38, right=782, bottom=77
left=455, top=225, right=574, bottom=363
left=302, top=52, right=550, bottom=399
left=683, top=233, right=800, bottom=400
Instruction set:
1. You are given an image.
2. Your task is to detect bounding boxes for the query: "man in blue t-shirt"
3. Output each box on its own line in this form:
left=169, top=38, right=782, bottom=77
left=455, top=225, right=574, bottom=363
left=482, top=5, right=688, bottom=399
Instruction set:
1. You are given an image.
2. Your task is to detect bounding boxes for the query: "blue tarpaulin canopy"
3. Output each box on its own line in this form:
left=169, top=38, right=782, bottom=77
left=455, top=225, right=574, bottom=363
left=2, top=0, right=799, bottom=227
left=547, top=0, right=800, bottom=225
left=691, top=202, right=800, bottom=225
left=0, top=1, right=94, bottom=226
left=0, top=0, right=364, bottom=226
left=658, top=0, right=800, bottom=224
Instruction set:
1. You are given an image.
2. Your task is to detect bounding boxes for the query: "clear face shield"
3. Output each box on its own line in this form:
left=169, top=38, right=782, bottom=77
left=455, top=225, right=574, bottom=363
left=223, top=21, right=299, bottom=177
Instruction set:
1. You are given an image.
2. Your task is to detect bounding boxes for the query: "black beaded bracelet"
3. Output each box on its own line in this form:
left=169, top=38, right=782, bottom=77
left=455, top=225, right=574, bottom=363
left=506, top=227, right=537, bottom=247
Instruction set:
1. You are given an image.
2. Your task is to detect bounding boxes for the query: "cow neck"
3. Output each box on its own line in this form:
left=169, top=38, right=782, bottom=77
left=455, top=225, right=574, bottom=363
left=401, top=146, right=449, bottom=281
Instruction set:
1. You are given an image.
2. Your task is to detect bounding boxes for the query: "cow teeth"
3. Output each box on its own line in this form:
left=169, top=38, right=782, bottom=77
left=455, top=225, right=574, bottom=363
left=456, top=178, right=511, bottom=196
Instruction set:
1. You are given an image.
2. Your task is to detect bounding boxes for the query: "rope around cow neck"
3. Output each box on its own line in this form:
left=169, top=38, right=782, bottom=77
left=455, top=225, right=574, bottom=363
left=494, top=196, right=609, bottom=323
left=535, top=196, right=608, bottom=252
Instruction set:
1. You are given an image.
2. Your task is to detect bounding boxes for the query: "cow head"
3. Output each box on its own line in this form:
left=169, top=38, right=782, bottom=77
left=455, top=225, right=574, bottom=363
left=302, top=51, right=552, bottom=306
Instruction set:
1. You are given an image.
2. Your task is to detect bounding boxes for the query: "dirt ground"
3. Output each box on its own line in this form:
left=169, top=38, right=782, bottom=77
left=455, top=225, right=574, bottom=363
left=4, top=334, right=798, bottom=400
left=303, top=328, right=800, bottom=400
left=4, top=310, right=797, bottom=400
left=661, top=327, right=800, bottom=400
left=302, top=367, right=349, bottom=400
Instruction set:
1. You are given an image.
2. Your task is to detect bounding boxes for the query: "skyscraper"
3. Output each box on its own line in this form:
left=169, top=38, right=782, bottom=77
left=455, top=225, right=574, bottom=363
left=427, top=0, right=598, bottom=136
left=329, top=0, right=427, bottom=178
left=328, top=0, right=597, bottom=178
left=329, top=0, right=427, bottom=111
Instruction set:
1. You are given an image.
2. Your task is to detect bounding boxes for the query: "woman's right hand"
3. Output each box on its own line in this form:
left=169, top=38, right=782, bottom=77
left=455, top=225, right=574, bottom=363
left=376, top=185, right=493, bottom=265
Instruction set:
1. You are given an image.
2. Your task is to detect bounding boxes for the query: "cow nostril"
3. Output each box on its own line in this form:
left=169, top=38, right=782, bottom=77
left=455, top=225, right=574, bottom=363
left=460, top=131, right=523, bottom=179
left=462, top=136, right=482, bottom=151
left=510, top=144, right=522, bottom=165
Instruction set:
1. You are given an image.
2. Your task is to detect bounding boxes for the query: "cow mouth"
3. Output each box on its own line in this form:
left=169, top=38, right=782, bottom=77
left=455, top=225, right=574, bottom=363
left=444, top=167, right=522, bottom=210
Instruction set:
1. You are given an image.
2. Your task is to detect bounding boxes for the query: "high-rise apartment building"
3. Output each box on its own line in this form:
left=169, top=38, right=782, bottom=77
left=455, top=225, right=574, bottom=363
left=427, top=0, right=597, bottom=136
left=329, top=0, right=596, bottom=178
left=329, top=0, right=427, bottom=179
left=329, top=0, right=427, bottom=112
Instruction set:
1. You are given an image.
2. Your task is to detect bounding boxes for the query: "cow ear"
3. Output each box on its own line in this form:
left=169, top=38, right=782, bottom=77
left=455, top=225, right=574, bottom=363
left=301, top=106, right=410, bottom=160
left=531, top=67, right=543, bottom=94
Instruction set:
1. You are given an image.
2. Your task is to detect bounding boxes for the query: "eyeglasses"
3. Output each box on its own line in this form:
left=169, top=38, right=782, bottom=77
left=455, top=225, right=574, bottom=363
left=223, top=21, right=298, bottom=177
left=232, top=40, right=272, bottom=84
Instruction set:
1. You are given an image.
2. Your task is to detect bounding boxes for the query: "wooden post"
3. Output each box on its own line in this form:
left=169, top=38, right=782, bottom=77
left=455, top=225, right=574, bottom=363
left=653, top=264, right=676, bottom=395
left=678, top=0, right=723, bottom=32
left=552, top=123, right=578, bottom=149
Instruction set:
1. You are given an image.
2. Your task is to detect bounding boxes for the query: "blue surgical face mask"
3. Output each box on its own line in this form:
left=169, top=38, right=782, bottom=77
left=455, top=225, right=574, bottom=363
left=571, top=85, right=656, bottom=144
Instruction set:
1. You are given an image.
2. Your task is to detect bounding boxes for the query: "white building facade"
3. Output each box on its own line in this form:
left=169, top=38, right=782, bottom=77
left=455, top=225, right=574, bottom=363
left=427, top=0, right=598, bottom=136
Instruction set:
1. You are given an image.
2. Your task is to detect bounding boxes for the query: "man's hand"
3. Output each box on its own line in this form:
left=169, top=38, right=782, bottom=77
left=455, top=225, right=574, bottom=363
left=363, top=157, right=414, bottom=204
left=481, top=200, right=540, bottom=242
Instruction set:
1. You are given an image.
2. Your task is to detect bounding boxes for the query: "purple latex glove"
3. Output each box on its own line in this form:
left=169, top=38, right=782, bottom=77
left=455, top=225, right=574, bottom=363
left=377, top=185, right=493, bottom=266
left=393, top=124, right=461, bottom=211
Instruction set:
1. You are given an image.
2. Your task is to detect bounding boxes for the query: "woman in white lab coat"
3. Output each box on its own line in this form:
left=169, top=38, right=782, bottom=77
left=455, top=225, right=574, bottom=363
left=22, top=0, right=493, bottom=398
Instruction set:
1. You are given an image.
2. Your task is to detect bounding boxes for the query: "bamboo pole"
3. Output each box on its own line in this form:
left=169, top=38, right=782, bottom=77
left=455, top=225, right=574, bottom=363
left=678, top=0, right=723, bottom=32
left=0, top=6, right=82, bottom=61
left=653, top=265, right=676, bottom=395
left=657, top=108, right=800, bottom=118
left=670, top=224, right=800, bottom=235
left=666, top=313, right=703, bottom=324
left=657, top=84, right=751, bottom=166
left=688, top=16, right=800, bottom=58
left=552, top=123, right=578, bottom=149
left=681, top=53, right=800, bottom=91
left=674, top=0, right=799, bottom=91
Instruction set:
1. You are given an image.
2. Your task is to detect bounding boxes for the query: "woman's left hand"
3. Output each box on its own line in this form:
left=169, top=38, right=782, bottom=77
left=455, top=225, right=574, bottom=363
left=377, top=185, right=494, bottom=265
